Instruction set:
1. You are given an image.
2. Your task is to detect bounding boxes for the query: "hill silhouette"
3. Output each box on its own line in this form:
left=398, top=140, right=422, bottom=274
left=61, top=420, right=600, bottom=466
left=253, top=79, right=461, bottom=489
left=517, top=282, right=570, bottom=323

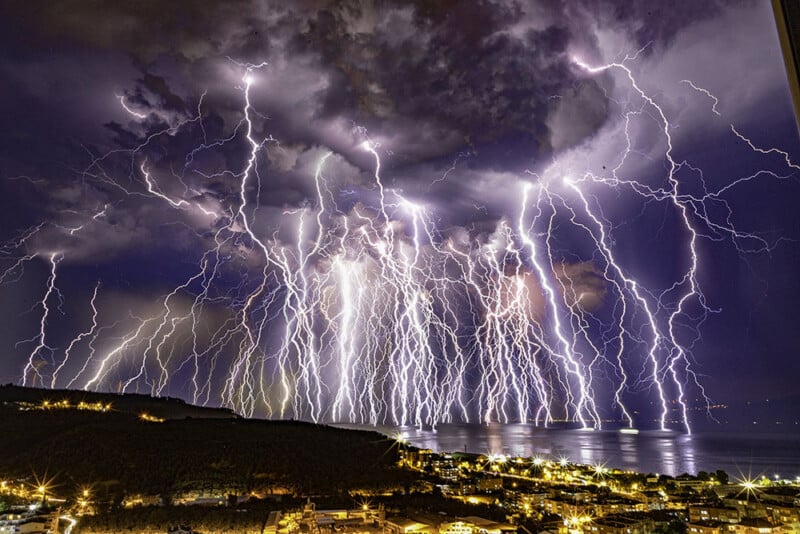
left=0, top=383, right=237, bottom=420
left=0, top=385, right=411, bottom=503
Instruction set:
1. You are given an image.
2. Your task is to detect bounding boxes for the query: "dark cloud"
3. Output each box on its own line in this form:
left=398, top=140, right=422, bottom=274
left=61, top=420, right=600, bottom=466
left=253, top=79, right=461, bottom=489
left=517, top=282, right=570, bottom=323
left=0, top=0, right=787, bottom=251
left=0, top=1, right=594, bottom=167
left=0, top=0, right=738, bottom=205
left=562, top=0, right=741, bottom=52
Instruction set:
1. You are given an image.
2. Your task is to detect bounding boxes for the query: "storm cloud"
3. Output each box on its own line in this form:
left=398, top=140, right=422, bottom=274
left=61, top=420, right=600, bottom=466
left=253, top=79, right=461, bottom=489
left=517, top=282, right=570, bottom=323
left=1, top=0, right=798, bottom=413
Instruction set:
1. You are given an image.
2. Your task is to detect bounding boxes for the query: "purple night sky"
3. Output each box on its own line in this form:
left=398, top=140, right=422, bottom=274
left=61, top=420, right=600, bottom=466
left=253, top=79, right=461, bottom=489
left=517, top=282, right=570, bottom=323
left=1, top=1, right=799, bottom=429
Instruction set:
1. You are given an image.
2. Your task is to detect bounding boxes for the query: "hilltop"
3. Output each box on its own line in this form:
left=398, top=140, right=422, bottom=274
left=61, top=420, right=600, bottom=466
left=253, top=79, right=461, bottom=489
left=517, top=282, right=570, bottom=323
left=0, top=385, right=411, bottom=504
left=0, top=383, right=237, bottom=420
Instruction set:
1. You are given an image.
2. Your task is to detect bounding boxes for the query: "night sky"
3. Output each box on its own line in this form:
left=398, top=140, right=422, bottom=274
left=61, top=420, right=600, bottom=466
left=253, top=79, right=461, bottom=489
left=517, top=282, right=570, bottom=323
left=1, top=1, right=799, bottom=427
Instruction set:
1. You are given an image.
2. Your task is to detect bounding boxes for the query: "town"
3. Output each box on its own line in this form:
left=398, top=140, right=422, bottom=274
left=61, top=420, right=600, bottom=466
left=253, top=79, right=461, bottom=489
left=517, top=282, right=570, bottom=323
left=3, top=436, right=799, bottom=534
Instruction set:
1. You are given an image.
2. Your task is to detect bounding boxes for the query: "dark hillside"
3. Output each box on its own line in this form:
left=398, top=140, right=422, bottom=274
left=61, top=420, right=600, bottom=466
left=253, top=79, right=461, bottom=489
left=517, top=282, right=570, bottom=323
left=0, top=384, right=237, bottom=420
left=0, top=386, right=411, bottom=500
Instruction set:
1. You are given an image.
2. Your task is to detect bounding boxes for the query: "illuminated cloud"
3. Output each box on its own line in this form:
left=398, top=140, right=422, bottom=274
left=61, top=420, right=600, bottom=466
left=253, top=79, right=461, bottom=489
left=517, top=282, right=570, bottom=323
left=0, top=0, right=798, bottom=425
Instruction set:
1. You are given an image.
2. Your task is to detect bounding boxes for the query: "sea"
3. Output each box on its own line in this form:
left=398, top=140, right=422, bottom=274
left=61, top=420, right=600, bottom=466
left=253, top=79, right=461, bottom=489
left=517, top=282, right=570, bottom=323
left=339, top=423, right=800, bottom=479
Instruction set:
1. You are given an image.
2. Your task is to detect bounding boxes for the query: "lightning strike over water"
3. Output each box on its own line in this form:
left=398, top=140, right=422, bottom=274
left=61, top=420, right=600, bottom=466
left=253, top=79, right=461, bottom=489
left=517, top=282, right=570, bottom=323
left=3, top=45, right=798, bottom=434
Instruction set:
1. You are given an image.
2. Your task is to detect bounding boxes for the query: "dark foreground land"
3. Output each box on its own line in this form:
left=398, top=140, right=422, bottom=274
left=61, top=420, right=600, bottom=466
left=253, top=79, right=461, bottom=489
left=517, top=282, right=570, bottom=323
left=0, top=385, right=412, bottom=501
left=3, top=385, right=800, bottom=534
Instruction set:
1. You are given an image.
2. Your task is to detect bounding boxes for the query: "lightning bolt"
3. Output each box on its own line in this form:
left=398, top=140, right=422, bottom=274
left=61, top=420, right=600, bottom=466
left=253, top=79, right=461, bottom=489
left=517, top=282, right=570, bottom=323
left=21, top=253, right=63, bottom=387
left=4, top=51, right=797, bottom=434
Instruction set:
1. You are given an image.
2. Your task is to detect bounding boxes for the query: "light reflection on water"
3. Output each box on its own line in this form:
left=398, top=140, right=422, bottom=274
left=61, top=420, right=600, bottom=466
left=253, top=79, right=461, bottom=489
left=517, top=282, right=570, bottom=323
left=342, top=423, right=800, bottom=477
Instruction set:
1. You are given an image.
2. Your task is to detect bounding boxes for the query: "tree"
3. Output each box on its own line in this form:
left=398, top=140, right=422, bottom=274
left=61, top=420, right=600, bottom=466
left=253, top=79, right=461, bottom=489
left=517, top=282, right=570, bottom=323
left=656, top=519, right=688, bottom=534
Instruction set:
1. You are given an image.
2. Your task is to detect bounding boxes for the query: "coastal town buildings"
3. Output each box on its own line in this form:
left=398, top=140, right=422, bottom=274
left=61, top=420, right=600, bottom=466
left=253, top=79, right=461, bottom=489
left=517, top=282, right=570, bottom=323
left=3, top=445, right=800, bottom=534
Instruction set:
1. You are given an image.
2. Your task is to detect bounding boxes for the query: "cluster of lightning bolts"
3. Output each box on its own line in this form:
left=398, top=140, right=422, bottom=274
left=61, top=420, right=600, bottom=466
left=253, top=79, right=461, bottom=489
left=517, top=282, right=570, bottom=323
left=4, top=54, right=798, bottom=433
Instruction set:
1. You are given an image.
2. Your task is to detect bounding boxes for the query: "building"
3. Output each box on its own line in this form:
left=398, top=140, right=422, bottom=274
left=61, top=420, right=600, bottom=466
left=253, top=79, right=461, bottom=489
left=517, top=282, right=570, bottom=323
left=687, top=520, right=726, bottom=534
left=384, top=517, right=436, bottom=534
left=675, top=476, right=709, bottom=492
left=439, top=521, right=476, bottom=534
left=723, top=499, right=769, bottom=519
left=732, top=517, right=784, bottom=534
left=476, top=478, right=503, bottom=493
left=264, top=511, right=281, bottom=534
left=0, top=512, right=57, bottom=534
left=439, top=517, right=516, bottom=534
left=586, top=514, right=655, bottom=534
left=766, top=503, right=800, bottom=525
left=689, top=505, right=741, bottom=524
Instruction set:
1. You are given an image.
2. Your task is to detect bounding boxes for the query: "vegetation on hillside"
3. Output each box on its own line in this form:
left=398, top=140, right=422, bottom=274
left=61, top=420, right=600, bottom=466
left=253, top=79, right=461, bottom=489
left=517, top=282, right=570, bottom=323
left=1, top=386, right=412, bottom=502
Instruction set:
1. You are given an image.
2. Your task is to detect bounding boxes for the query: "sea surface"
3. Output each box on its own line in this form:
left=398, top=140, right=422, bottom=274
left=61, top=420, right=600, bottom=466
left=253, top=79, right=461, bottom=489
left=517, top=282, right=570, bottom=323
left=339, top=423, right=800, bottom=478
